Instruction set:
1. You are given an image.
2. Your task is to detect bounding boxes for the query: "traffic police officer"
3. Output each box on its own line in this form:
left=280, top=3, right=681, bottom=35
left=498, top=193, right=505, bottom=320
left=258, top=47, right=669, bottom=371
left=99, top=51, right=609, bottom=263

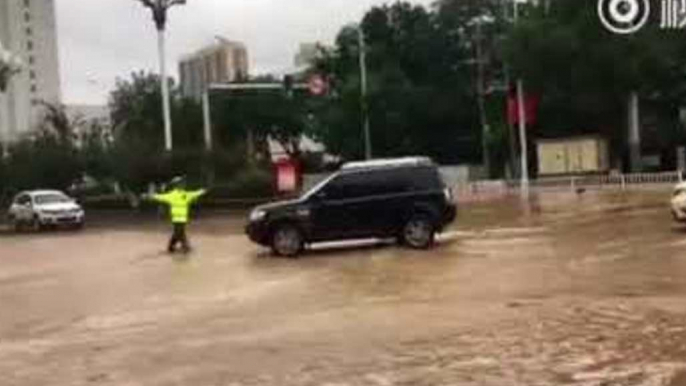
left=149, top=176, right=207, bottom=253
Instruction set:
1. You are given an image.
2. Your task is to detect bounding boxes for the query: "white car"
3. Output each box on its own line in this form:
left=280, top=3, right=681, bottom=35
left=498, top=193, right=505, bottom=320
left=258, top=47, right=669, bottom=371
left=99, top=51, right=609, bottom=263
left=7, top=190, right=85, bottom=231
left=672, top=182, right=686, bottom=222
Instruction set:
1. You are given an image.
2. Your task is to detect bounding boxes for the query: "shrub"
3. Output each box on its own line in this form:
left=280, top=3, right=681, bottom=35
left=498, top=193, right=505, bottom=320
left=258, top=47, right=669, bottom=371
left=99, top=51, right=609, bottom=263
left=208, top=166, right=273, bottom=199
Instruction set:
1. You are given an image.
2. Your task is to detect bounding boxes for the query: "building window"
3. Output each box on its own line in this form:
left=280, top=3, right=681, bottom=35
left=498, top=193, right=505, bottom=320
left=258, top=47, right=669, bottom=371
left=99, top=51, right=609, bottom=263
left=30, top=84, right=37, bottom=93
left=28, top=56, right=35, bottom=65
left=29, top=70, right=36, bottom=80
left=27, top=40, right=33, bottom=51
left=24, top=0, right=30, bottom=8
left=24, top=12, right=31, bottom=22
left=26, top=27, right=32, bottom=36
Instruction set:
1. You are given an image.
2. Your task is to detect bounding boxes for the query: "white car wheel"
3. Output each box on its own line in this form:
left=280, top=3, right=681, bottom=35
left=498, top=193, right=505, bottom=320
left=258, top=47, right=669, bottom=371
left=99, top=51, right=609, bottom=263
left=9, top=215, right=23, bottom=232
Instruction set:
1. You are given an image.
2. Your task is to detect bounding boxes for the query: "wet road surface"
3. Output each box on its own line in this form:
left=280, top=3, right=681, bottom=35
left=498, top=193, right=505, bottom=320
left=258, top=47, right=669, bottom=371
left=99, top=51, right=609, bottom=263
left=3, top=191, right=686, bottom=385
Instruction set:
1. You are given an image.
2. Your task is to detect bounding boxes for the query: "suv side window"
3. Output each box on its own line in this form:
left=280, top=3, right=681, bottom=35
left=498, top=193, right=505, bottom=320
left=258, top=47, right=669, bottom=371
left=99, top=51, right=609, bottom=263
left=370, top=169, right=410, bottom=195
left=323, top=172, right=371, bottom=200
left=320, top=175, right=345, bottom=200
left=401, top=166, right=442, bottom=191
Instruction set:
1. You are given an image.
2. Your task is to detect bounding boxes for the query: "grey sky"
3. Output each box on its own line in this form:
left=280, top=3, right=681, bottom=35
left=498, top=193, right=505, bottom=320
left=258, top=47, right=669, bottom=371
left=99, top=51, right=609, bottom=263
left=55, top=0, right=434, bottom=105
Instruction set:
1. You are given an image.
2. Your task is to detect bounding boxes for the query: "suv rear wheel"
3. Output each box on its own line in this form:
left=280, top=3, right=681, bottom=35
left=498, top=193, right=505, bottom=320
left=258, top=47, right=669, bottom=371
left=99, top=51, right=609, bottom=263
left=271, top=224, right=304, bottom=257
left=402, top=214, right=435, bottom=249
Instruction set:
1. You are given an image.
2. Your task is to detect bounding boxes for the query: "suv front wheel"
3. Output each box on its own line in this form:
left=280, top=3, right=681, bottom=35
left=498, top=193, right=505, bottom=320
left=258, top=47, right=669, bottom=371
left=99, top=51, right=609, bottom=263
left=271, top=224, right=304, bottom=257
left=401, top=214, right=435, bottom=249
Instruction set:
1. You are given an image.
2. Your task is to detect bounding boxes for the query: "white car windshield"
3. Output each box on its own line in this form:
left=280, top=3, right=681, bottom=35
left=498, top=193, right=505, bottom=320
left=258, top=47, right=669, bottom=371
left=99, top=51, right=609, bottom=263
left=33, top=193, right=70, bottom=205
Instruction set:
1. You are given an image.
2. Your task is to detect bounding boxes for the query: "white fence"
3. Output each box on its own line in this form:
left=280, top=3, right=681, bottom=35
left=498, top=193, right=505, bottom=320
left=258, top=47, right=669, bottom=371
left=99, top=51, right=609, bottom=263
left=454, top=171, right=684, bottom=202
left=304, top=169, right=683, bottom=203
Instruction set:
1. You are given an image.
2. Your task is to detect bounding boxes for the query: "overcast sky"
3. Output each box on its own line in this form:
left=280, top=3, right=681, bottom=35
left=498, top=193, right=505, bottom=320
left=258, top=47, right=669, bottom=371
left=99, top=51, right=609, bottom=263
left=55, top=0, right=434, bottom=105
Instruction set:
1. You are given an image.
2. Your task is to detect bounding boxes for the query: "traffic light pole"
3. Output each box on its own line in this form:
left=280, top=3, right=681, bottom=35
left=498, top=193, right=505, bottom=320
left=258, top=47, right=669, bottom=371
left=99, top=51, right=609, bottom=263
left=202, top=90, right=213, bottom=151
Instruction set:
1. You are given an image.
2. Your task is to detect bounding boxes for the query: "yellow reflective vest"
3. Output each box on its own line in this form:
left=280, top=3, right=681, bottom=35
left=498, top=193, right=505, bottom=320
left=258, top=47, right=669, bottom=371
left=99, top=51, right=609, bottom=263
left=152, top=189, right=207, bottom=224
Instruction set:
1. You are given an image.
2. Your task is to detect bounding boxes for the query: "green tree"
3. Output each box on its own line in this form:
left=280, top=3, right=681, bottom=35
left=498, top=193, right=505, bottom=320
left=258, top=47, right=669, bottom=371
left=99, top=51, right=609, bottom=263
left=4, top=103, right=82, bottom=192
left=209, top=87, right=314, bottom=160
left=503, top=0, right=686, bottom=169
left=312, top=2, right=480, bottom=164
left=108, top=71, right=206, bottom=190
left=109, top=71, right=204, bottom=151
left=436, top=0, right=513, bottom=175
left=78, top=120, right=114, bottom=183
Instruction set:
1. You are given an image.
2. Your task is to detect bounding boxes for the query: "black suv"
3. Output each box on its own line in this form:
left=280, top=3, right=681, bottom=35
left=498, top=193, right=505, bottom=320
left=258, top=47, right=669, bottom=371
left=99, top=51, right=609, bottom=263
left=246, top=157, right=457, bottom=257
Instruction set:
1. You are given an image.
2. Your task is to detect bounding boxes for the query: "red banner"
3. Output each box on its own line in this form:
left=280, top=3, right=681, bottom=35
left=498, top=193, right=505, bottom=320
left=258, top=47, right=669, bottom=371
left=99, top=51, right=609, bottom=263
left=507, top=86, right=540, bottom=127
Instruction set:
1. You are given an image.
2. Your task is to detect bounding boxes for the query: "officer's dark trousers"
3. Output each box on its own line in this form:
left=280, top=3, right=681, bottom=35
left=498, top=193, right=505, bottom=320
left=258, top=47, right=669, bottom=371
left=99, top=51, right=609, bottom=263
left=168, top=223, right=190, bottom=253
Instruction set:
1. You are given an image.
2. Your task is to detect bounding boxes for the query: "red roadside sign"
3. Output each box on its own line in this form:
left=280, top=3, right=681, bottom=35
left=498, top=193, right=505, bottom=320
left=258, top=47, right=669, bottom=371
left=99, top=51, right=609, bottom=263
left=308, top=74, right=328, bottom=96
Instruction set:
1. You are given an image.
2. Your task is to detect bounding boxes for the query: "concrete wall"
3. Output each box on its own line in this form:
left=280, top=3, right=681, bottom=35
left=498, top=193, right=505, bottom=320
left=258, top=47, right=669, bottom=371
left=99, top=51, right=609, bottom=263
left=439, top=165, right=487, bottom=187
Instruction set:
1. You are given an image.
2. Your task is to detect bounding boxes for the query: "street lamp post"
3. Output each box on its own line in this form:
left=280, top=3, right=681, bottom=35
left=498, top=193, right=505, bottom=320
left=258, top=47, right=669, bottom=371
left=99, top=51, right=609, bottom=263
left=472, top=16, right=491, bottom=177
left=357, top=26, right=372, bottom=160
left=136, top=0, right=187, bottom=152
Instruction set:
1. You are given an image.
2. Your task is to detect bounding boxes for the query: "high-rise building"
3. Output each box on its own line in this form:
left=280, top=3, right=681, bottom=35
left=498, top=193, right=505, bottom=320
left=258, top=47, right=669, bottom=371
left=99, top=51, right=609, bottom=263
left=294, top=43, right=320, bottom=69
left=179, top=39, right=249, bottom=100
left=0, top=0, right=62, bottom=143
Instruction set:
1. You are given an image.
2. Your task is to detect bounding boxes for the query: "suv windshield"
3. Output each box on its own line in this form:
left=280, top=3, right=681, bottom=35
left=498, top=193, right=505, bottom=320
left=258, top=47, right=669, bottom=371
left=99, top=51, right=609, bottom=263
left=301, top=173, right=338, bottom=200
left=33, top=194, right=70, bottom=205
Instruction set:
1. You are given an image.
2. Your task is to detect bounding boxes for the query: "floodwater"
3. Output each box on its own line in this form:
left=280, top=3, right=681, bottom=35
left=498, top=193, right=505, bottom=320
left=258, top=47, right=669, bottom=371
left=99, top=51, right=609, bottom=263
left=2, top=191, right=686, bottom=385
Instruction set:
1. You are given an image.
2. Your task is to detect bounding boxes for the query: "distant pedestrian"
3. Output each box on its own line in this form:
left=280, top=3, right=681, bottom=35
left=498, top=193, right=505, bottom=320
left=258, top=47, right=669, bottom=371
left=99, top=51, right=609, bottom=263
left=146, top=176, right=207, bottom=254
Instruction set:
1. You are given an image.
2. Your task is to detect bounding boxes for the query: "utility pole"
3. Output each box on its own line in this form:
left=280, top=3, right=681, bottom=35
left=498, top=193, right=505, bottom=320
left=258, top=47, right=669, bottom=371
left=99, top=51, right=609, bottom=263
left=358, top=26, right=372, bottom=160
left=202, top=90, right=213, bottom=151
left=628, top=91, right=642, bottom=172
left=136, top=0, right=188, bottom=152
left=516, top=79, right=529, bottom=194
left=475, top=18, right=491, bottom=177
left=513, top=0, right=529, bottom=195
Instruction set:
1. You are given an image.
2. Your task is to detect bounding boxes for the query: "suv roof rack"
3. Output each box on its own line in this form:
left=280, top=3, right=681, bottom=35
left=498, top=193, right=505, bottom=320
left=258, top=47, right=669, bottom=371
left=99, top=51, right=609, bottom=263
left=341, top=157, right=434, bottom=171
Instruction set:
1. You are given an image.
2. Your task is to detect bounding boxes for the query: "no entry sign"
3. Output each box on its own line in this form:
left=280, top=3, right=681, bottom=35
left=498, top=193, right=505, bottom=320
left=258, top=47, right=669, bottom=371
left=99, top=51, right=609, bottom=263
left=308, top=75, right=327, bottom=96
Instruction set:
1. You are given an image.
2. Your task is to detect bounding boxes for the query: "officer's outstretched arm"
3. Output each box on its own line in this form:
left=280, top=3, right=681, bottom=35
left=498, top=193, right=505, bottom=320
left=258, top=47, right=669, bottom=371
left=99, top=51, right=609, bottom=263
left=189, top=189, right=208, bottom=202
left=150, top=192, right=173, bottom=204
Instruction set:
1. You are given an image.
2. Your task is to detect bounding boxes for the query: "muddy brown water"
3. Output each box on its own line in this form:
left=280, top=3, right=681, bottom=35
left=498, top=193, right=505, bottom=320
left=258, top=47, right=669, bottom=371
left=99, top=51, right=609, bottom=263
left=2, top=190, right=686, bottom=385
